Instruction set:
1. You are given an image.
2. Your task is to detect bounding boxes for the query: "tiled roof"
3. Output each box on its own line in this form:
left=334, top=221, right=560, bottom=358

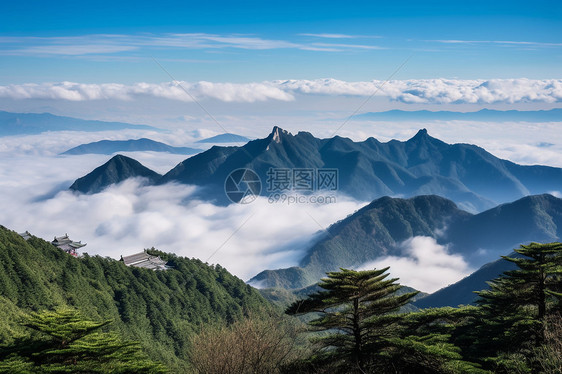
left=18, top=231, right=32, bottom=240
left=52, top=234, right=86, bottom=248
left=121, top=251, right=169, bottom=270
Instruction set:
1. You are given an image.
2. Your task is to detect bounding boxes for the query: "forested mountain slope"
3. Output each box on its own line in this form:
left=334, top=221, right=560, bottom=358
left=251, top=194, right=562, bottom=289
left=0, top=226, right=268, bottom=371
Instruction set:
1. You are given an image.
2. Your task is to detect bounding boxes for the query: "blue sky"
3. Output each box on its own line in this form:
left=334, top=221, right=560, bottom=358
left=1, top=0, right=560, bottom=84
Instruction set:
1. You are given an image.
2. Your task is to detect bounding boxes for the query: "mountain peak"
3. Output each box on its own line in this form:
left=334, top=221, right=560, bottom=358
left=269, top=126, right=290, bottom=143
left=69, top=154, right=161, bottom=194
left=406, top=128, right=448, bottom=148
left=412, top=128, right=429, bottom=139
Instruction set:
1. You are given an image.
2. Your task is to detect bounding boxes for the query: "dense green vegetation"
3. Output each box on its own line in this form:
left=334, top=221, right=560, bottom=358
left=285, top=268, right=485, bottom=373
left=285, top=243, right=562, bottom=373
left=0, top=308, right=166, bottom=373
left=1, top=223, right=561, bottom=373
left=0, top=226, right=268, bottom=371
left=460, top=243, right=562, bottom=372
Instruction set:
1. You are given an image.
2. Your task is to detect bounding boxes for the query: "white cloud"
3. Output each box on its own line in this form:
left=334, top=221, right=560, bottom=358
left=0, top=118, right=561, bottom=286
left=0, top=81, right=294, bottom=103
left=0, top=152, right=364, bottom=281
left=4, top=78, right=559, bottom=104
left=358, top=236, right=472, bottom=293
left=275, top=78, right=562, bottom=104
left=549, top=191, right=562, bottom=198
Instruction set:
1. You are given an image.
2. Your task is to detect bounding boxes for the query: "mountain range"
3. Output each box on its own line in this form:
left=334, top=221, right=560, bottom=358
left=412, top=254, right=519, bottom=309
left=0, top=111, right=157, bottom=136
left=196, top=133, right=251, bottom=143
left=357, top=108, right=562, bottom=122
left=61, top=138, right=201, bottom=155
left=250, top=194, right=562, bottom=289
left=71, top=126, right=562, bottom=213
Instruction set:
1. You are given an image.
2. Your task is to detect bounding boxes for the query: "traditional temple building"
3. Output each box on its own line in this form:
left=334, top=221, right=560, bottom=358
left=51, top=234, right=86, bottom=257
left=18, top=231, right=32, bottom=241
left=121, top=250, right=169, bottom=271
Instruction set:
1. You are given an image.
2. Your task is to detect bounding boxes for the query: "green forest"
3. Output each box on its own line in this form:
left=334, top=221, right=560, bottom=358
left=0, top=226, right=266, bottom=372
left=0, top=225, right=560, bottom=373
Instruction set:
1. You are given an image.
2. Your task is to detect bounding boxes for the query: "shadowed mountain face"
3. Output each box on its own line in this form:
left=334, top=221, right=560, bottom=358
left=61, top=138, right=201, bottom=155
left=71, top=127, right=562, bottom=211
left=158, top=127, right=562, bottom=210
left=250, top=194, right=562, bottom=289
left=69, top=155, right=162, bottom=194
left=413, top=254, right=519, bottom=309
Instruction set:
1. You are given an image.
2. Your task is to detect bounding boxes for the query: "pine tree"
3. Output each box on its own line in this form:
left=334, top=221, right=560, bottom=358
left=391, top=306, right=489, bottom=374
left=472, top=242, right=562, bottom=372
left=0, top=307, right=166, bottom=373
left=286, top=267, right=418, bottom=373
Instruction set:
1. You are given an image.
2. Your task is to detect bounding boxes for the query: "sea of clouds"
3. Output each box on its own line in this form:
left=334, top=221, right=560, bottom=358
left=1, top=78, right=561, bottom=105
left=0, top=149, right=365, bottom=282
left=0, top=117, right=560, bottom=293
left=1, top=77, right=561, bottom=293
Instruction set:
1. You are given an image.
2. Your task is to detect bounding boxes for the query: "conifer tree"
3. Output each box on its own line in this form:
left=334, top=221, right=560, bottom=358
left=286, top=268, right=488, bottom=373
left=472, top=242, right=562, bottom=372
left=286, top=267, right=418, bottom=372
left=0, top=307, right=166, bottom=373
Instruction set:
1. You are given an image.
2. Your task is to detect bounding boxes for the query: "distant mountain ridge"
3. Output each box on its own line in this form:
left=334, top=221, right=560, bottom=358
left=357, top=108, right=562, bottom=122
left=158, top=126, right=562, bottom=210
left=69, top=155, right=161, bottom=194
left=196, top=133, right=251, bottom=143
left=0, top=111, right=157, bottom=136
left=72, top=127, right=562, bottom=212
left=62, top=138, right=201, bottom=155
left=413, top=254, right=519, bottom=309
left=250, top=194, right=562, bottom=289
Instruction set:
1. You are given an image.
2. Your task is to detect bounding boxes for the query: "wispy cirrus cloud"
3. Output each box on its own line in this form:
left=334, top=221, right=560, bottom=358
left=0, top=33, right=384, bottom=56
left=1, top=78, right=561, bottom=104
left=428, top=39, right=562, bottom=48
left=299, top=33, right=355, bottom=39
left=311, top=43, right=384, bottom=50
left=299, top=33, right=382, bottom=39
